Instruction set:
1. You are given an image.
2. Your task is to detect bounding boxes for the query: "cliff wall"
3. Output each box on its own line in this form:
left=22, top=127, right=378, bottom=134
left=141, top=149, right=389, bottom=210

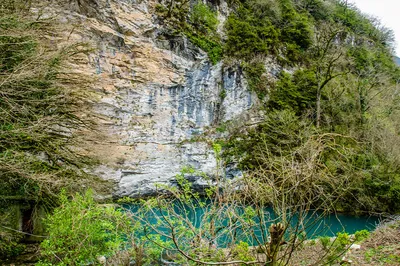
left=38, top=0, right=263, bottom=197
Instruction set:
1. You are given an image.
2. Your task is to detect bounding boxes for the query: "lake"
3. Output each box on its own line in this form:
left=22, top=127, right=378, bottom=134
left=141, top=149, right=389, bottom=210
left=124, top=200, right=380, bottom=247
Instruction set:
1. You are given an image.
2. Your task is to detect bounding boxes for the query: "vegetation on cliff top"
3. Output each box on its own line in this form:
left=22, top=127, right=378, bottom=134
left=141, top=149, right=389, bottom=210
left=154, top=0, right=400, bottom=215
left=220, top=0, right=400, bottom=215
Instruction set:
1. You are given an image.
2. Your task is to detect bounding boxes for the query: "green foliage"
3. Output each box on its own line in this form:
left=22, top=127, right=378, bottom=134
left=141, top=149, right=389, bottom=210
left=225, top=0, right=312, bottom=62
left=232, top=241, right=255, bottom=262
left=212, top=143, right=222, bottom=155
left=219, top=87, right=227, bottom=100
left=154, top=0, right=189, bottom=29
left=364, top=245, right=400, bottom=264
left=336, top=232, right=351, bottom=247
left=185, top=30, right=222, bottom=64
left=225, top=8, right=279, bottom=59
left=37, top=190, right=131, bottom=266
left=222, top=0, right=400, bottom=215
left=361, top=172, right=400, bottom=213
left=216, top=123, right=227, bottom=133
left=279, top=0, right=313, bottom=61
left=223, top=0, right=314, bottom=104
left=243, top=61, right=268, bottom=98
left=349, top=45, right=396, bottom=75
left=0, top=35, right=36, bottom=72
left=186, top=2, right=222, bottom=64
left=268, top=69, right=317, bottom=114
left=332, top=2, right=365, bottom=30
left=0, top=241, right=25, bottom=259
left=296, top=0, right=330, bottom=21
left=0, top=235, right=25, bottom=259
left=224, top=109, right=309, bottom=169
left=247, top=0, right=282, bottom=23
left=156, top=0, right=222, bottom=64
left=354, top=229, right=370, bottom=242
left=319, top=236, right=331, bottom=251
left=191, top=2, right=218, bottom=34
left=331, top=0, right=395, bottom=48
left=314, top=132, right=400, bottom=213
left=319, top=232, right=351, bottom=264
left=325, top=141, right=400, bottom=213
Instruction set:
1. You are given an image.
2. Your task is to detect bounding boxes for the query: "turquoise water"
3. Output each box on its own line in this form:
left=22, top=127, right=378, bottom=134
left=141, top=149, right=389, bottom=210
left=124, top=202, right=380, bottom=246
left=311, top=212, right=379, bottom=236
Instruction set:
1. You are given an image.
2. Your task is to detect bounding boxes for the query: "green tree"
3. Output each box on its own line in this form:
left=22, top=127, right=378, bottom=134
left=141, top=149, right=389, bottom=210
left=348, top=46, right=395, bottom=124
left=309, top=22, right=350, bottom=127
left=268, top=69, right=317, bottom=115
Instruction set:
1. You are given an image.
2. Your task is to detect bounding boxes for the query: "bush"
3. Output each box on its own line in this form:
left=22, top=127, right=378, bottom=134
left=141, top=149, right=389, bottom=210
left=354, top=229, right=370, bottom=242
left=277, top=0, right=313, bottom=61
left=281, top=15, right=313, bottom=51
left=268, top=70, right=317, bottom=114
left=319, top=236, right=331, bottom=251
left=225, top=16, right=266, bottom=58
left=336, top=232, right=351, bottom=248
left=322, top=232, right=351, bottom=264
left=247, top=0, right=282, bottom=22
left=224, top=109, right=309, bottom=169
left=296, top=0, right=330, bottom=21
left=0, top=238, right=25, bottom=260
left=155, top=0, right=222, bottom=64
left=225, top=8, right=279, bottom=59
left=232, top=241, right=255, bottom=262
left=190, top=2, right=218, bottom=34
left=243, top=61, right=268, bottom=98
left=37, top=190, right=132, bottom=265
left=185, top=30, right=222, bottom=64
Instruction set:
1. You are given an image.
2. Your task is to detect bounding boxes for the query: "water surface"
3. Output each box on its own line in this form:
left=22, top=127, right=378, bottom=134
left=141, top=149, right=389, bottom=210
left=124, top=202, right=380, bottom=246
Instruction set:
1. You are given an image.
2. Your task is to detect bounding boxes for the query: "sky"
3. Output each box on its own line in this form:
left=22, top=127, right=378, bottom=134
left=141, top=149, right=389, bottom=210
left=350, top=0, right=400, bottom=56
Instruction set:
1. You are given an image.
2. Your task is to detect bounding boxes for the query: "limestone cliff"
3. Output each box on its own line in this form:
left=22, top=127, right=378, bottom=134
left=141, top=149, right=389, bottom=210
left=35, top=0, right=263, bottom=197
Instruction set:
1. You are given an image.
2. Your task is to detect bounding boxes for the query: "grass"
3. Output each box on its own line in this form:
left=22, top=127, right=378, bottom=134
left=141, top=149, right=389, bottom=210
left=287, top=217, right=400, bottom=265
left=364, top=246, right=400, bottom=264
left=347, top=218, right=400, bottom=265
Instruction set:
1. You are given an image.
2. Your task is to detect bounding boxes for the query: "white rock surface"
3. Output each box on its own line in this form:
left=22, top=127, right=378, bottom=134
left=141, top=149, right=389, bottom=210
left=43, top=0, right=263, bottom=197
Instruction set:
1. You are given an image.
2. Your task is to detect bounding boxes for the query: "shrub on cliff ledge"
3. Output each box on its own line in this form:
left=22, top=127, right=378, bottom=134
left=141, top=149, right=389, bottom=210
left=225, top=9, right=279, bottom=59
left=190, top=2, right=218, bottom=34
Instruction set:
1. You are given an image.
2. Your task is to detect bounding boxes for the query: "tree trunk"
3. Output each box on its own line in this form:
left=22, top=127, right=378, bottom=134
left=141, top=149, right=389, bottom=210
left=267, top=223, right=285, bottom=266
left=316, top=89, right=321, bottom=128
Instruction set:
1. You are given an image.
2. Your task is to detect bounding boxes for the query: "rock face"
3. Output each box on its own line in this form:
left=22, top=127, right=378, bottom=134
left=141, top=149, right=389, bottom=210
left=43, top=0, right=258, bottom=197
